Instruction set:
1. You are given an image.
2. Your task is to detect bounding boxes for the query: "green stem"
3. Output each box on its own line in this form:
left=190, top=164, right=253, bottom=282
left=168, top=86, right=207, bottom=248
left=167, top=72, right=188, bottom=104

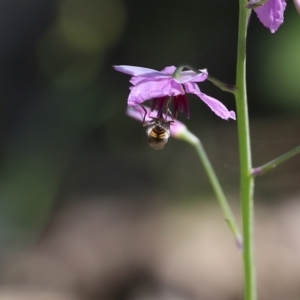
left=235, top=2, right=256, bottom=300
left=207, top=75, right=237, bottom=93
left=253, top=145, right=300, bottom=176
left=246, top=0, right=269, bottom=9
left=180, top=131, right=242, bottom=248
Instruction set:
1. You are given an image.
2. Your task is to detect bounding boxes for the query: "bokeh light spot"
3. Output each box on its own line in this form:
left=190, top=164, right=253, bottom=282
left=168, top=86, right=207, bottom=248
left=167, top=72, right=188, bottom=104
left=59, top=0, right=126, bottom=53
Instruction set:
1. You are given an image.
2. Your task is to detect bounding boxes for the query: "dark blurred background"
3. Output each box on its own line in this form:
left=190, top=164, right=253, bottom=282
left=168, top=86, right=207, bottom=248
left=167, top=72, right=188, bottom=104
left=0, top=1, right=300, bottom=299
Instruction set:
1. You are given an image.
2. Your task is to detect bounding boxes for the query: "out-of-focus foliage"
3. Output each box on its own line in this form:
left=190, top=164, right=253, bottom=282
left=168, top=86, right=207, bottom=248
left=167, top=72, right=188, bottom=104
left=0, top=0, right=127, bottom=258
left=38, top=0, right=125, bottom=88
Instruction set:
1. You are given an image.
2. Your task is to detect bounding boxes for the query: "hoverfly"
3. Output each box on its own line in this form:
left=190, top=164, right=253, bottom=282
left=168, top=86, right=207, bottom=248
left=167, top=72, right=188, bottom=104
left=140, top=105, right=173, bottom=150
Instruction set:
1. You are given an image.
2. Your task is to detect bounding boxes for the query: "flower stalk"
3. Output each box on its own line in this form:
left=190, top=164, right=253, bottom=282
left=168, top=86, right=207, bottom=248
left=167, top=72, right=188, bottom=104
left=179, top=130, right=242, bottom=248
left=127, top=105, right=242, bottom=246
left=207, top=75, right=237, bottom=93
left=235, top=1, right=256, bottom=300
left=252, top=145, right=300, bottom=176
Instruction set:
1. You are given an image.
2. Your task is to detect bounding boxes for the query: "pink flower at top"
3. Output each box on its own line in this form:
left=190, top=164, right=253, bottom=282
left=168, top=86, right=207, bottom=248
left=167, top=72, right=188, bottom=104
left=114, top=65, right=236, bottom=121
left=249, top=0, right=287, bottom=33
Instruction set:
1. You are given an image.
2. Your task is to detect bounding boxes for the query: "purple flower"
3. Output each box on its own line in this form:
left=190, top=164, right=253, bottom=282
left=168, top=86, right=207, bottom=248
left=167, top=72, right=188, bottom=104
left=249, top=0, right=287, bottom=33
left=114, top=65, right=236, bottom=121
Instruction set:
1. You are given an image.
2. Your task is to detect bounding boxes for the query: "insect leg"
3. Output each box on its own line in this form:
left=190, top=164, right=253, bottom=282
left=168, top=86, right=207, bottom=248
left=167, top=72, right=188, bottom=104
left=139, top=104, right=148, bottom=126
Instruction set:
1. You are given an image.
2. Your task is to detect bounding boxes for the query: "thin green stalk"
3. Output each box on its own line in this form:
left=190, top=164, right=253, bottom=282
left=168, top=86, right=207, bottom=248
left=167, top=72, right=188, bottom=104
left=180, top=130, right=242, bottom=248
left=253, top=145, right=300, bottom=176
left=207, top=75, right=237, bottom=93
left=235, top=2, right=256, bottom=300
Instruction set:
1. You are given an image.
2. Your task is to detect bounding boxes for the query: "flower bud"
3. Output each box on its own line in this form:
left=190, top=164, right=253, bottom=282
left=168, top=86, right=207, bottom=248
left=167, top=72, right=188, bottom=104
left=293, top=0, right=300, bottom=13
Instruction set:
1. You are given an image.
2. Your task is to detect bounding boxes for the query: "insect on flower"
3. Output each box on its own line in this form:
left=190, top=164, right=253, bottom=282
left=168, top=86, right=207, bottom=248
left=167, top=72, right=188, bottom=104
left=140, top=105, right=173, bottom=150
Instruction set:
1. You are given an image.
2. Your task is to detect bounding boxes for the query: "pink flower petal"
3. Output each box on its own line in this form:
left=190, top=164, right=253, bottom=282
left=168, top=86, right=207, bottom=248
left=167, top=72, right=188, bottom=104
left=127, top=79, right=183, bottom=106
left=175, top=70, right=208, bottom=84
left=184, top=82, right=236, bottom=120
left=113, top=65, right=165, bottom=77
left=254, top=0, right=286, bottom=33
left=160, top=66, right=176, bottom=74
left=198, top=93, right=236, bottom=120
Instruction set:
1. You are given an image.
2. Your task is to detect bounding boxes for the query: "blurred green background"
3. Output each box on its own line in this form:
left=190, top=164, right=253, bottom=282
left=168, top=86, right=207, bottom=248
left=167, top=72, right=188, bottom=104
left=0, top=0, right=300, bottom=263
